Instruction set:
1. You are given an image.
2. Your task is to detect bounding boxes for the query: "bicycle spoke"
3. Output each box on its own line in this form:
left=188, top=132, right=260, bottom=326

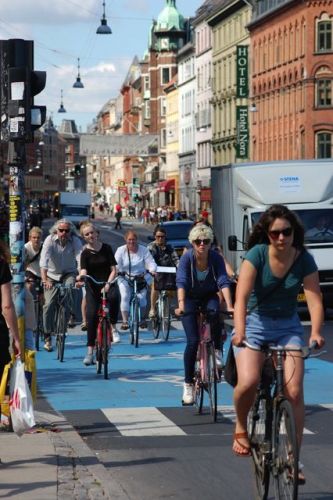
left=273, top=400, right=298, bottom=500
left=207, top=343, right=218, bottom=422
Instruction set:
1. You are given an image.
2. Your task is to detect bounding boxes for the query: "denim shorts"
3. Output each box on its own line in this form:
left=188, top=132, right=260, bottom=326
left=233, top=311, right=304, bottom=354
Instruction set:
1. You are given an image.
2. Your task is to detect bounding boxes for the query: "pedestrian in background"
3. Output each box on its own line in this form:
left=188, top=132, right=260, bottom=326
left=114, top=204, right=122, bottom=230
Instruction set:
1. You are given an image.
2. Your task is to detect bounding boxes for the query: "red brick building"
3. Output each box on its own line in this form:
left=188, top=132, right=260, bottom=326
left=248, top=0, right=333, bottom=161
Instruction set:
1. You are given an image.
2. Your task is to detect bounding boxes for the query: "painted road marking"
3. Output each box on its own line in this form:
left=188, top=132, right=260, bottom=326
left=102, top=407, right=187, bottom=436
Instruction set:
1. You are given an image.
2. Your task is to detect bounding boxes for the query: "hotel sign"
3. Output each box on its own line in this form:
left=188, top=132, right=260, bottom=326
left=236, top=45, right=248, bottom=98
left=236, top=106, right=249, bottom=159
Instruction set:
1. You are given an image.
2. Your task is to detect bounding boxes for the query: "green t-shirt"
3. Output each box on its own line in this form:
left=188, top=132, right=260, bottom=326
left=245, top=244, right=317, bottom=318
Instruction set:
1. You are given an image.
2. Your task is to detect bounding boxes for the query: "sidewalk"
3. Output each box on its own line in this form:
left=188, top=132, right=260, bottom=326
left=0, top=401, right=129, bottom=499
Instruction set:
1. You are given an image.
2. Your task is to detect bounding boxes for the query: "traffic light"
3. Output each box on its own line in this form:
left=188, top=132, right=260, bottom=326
left=0, top=39, right=46, bottom=143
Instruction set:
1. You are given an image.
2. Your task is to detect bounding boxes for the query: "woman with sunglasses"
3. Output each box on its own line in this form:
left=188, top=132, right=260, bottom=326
left=232, top=204, right=324, bottom=482
left=176, top=224, right=233, bottom=405
left=78, top=222, right=120, bottom=365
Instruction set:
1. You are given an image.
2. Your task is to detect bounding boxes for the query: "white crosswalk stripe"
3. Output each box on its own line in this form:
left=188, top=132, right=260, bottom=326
left=102, top=407, right=187, bottom=436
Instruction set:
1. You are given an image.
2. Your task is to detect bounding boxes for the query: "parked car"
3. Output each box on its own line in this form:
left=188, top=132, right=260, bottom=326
left=148, top=220, right=194, bottom=256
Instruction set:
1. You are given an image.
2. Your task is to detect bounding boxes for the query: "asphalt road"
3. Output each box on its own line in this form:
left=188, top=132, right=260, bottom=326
left=38, top=217, right=333, bottom=499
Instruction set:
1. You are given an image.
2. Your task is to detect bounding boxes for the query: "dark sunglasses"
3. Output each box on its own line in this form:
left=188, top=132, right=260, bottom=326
left=156, top=234, right=166, bottom=238
left=193, top=239, right=211, bottom=246
left=58, top=228, right=70, bottom=233
left=268, top=227, right=293, bottom=239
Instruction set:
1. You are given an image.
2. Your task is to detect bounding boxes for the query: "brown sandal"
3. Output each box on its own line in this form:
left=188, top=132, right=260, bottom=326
left=233, top=431, right=251, bottom=457
left=120, top=322, right=129, bottom=330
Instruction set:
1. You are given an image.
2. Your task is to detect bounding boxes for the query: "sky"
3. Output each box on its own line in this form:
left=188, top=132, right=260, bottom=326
left=0, top=0, right=204, bottom=133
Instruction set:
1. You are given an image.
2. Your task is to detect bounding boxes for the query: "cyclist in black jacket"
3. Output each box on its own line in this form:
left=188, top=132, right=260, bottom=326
left=147, top=225, right=179, bottom=319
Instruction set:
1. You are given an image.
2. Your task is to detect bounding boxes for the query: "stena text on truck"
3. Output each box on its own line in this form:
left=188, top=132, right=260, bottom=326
left=211, top=160, right=333, bottom=311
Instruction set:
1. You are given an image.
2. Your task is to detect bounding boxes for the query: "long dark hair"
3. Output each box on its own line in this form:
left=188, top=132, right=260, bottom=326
left=248, top=204, right=304, bottom=250
left=0, top=241, right=10, bottom=263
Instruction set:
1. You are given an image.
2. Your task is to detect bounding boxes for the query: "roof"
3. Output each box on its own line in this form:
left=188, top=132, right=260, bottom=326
left=155, top=0, right=185, bottom=32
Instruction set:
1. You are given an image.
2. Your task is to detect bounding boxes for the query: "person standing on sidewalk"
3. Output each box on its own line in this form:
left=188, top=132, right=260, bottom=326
left=114, top=204, right=122, bottom=230
left=40, top=219, right=82, bottom=352
left=78, top=221, right=120, bottom=366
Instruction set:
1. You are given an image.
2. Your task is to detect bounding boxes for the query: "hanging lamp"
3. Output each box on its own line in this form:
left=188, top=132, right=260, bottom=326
left=58, top=89, right=66, bottom=113
left=96, top=0, right=112, bottom=34
left=73, top=58, right=84, bottom=88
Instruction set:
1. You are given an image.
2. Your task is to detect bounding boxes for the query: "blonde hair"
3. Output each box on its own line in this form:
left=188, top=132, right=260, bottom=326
left=80, top=221, right=95, bottom=237
left=188, top=223, right=214, bottom=244
left=29, top=226, right=42, bottom=238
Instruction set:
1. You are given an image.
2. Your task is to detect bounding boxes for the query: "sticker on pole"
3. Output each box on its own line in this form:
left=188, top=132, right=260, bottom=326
left=279, top=175, right=301, bottom=193
left=9, top=118, right=19, bottom=133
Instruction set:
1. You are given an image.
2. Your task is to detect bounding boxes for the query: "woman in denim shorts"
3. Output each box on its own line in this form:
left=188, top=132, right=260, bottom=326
left=232, top=204, right=325, bottom=484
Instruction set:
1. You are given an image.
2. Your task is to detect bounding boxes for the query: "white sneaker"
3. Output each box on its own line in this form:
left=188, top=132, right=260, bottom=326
left=83, top=353, right=94, bottom=366
left=215, top=350, right=224, bottom=369
left=112, top=329, right=120, bottom=343
left=182, top=383, right=194, bottom=405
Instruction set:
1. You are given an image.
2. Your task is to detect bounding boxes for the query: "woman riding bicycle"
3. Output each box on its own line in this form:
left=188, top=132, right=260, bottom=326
left=232, top=204, right=324, bottom=483
left=176, top=224, right=233, bottom=405
left=115, top=230, right=157, bottom=330
left=78, top=222, right=120, bottom=366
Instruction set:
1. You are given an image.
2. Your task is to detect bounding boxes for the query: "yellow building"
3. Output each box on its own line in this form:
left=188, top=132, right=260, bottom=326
left=207, top=2, right=252, bottom=165
left=164, top=76, right=179, bottom=209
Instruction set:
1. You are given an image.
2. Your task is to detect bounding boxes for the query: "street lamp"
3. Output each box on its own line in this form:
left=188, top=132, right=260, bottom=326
left=96, top=0, right=112, bottom=34
left=73, top=58, right=84, bottom=88
left=58, top=89, right=66, bottom=113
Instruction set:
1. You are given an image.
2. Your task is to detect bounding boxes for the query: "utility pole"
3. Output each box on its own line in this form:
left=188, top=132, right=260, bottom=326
left=0, top=39, right=46, bottom=358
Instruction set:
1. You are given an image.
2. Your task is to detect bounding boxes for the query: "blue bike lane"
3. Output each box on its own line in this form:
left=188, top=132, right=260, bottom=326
left=36, top=324, right=333, bottom=412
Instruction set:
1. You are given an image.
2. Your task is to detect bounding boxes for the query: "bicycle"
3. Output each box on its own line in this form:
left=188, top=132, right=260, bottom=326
left=26, top=277, right=44, bottom=351
left=119, top=272, right=147, bottom=348
left=151, top=267, right=176, bottom=341
left=178, top=308, right=223, bottom=422
left=53, top=283, right=75, bottom=362
left=79, top=275, right=115, bottom=379
left=245, top=340, right=321, bottom=500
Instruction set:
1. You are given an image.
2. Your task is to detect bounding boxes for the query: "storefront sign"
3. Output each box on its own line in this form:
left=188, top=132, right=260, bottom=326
left=200, top=188, right=211, bottom=202
left=236, top=45, right=248, bottom=98
left=236, top=106, right=249, bottom=159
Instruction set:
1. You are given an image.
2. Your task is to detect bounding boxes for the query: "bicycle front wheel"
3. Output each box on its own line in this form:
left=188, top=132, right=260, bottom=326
left=102, top=319, right=111, bottom=379
left=248, top=392, right=271, bottom=500
left=133, top=299, right=140, bottom=348
left=151, top=310, right=160, bottom=339
left=206, top=342, right=218, bottom=422
left=193, top=361, right=204, bottom=413
left=160, top=294, right=171, bottom=341
left=56, top=306, right=66, bottom=362
left=273, top=399, right=298, bottom=500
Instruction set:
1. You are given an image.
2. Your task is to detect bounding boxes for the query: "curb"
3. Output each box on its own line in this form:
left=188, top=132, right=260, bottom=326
left=35, top=410, right=130, bottom=499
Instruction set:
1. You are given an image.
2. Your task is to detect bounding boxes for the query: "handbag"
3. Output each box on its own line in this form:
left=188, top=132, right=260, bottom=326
left=224, top=343, right=237, bottom=387
left=9, top=359, right=36, bottom=436
left=154, top=272, right=176, bottom=291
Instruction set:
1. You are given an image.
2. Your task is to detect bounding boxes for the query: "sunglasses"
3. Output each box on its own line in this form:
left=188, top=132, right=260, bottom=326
left=193, top=239, right=211, bottom=246
left=268, top=227, right=293, bottom=239
left=58, top=228, right=70, bottom=233
left=156, top=234, right=165, bottom=238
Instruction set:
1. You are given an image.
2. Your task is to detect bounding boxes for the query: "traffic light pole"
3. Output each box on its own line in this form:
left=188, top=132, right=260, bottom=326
left=8, top=141, right=26, bottom=357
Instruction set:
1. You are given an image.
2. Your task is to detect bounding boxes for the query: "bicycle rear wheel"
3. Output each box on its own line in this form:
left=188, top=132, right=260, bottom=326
left=160, top=294, right=171, bottom=341
left=151, top=305, right=160, bottom=339
left=206, top=342, right=218, bottom=422
left=248, top=392, right=271, bottom=500
left=273, top=399, right=298, bottom=500
left=132, top=299, right=140, bottom=348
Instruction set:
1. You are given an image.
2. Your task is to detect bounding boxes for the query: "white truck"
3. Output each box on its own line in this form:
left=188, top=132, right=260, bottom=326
left=211, top=160, right=333, bottom=309
left=58, top=192, right=91, bottom=227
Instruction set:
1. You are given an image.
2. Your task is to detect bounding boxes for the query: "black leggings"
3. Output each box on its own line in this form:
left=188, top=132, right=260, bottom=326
left=86, top=284, right=120, bottom=347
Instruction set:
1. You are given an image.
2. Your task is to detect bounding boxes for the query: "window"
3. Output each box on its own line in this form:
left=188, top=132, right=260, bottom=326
left=317, top=132, right=332, bottom=158
left=160, top=128, right=167, bottom=148
left=160, top=97, right=167, bottom=116
left=144, top=76, right=150, bottom=92
left=317, top=79, right=332, bottom=107
left=317, top=21, right=332, bottom=52
left=144, top=101, right=150, bottom=120
left=161, top=67, right=171, bottom=85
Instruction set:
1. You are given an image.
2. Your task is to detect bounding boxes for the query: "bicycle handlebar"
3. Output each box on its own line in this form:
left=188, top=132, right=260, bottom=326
left=78, top=274, right=117, bottom=286
left=240, top=339, right=324, bottom=359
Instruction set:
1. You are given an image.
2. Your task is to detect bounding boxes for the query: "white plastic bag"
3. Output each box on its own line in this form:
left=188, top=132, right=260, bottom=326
left=9, top=359, right=36, bottom=436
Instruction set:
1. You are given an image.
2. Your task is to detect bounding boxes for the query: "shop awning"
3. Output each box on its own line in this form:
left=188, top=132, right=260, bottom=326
left=157, top=179, right=175, bottom=192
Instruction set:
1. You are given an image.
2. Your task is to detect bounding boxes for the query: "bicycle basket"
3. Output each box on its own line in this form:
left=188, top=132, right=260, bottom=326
left=154, top=272, right=176, bottom=291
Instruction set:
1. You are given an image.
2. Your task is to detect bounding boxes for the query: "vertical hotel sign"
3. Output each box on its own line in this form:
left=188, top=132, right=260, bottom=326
left=236, top=106, right=249, bottom=159
left=236, top=45, right=248, bottom=98
left=236, top=45, right=249, bottom=158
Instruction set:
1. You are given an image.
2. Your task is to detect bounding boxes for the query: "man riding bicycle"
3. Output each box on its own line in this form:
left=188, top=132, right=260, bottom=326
left=147, top=225, right=179, bottom=319
left=40, top=219, right=82, bottom=352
